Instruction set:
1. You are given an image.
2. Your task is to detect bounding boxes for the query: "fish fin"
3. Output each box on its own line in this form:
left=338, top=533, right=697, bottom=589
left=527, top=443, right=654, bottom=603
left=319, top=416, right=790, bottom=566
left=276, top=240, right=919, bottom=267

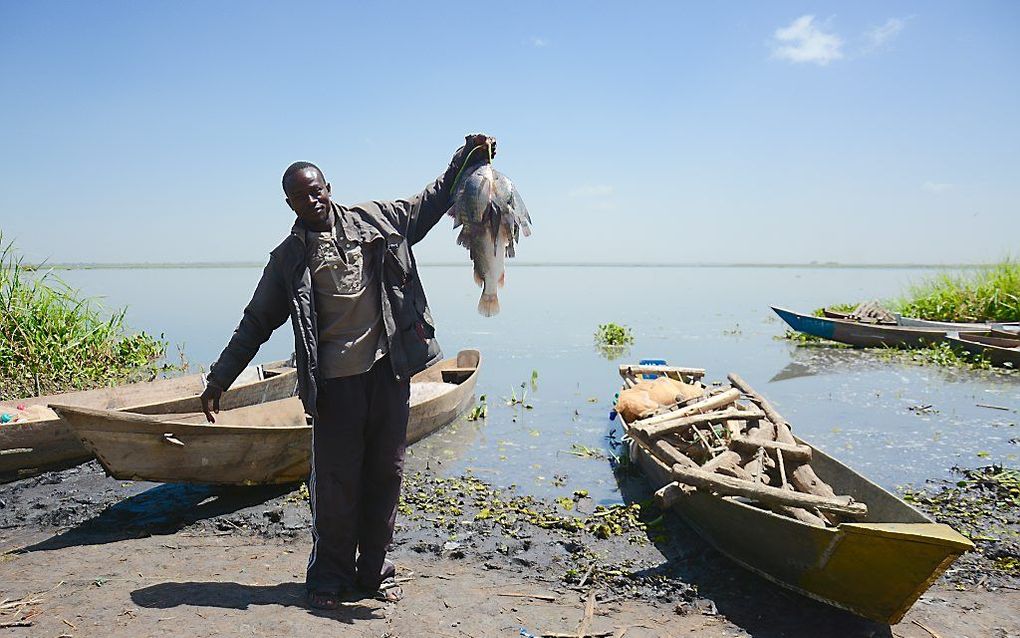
left=473, top=268, right=484, bottom=287
left=498, top=271, right=505, bottom=288
left=477, top=293, right=500, bottom=317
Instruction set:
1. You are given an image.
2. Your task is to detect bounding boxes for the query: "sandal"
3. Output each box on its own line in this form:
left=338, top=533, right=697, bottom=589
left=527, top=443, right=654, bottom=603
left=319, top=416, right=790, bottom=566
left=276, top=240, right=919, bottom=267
left=308, top=590, right=341, bottom=610
left=374, top=581, right=403, bottom=603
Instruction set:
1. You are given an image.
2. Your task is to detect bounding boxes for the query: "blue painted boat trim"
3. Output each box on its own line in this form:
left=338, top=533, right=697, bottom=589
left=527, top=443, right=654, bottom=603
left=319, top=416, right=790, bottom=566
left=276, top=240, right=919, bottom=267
left=772, top=307, right=837, bottom=340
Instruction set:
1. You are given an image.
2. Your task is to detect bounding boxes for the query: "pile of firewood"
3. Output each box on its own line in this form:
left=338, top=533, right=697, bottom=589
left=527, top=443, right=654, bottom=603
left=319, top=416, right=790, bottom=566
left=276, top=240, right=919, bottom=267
left=617, top=364, right=867, bottom=527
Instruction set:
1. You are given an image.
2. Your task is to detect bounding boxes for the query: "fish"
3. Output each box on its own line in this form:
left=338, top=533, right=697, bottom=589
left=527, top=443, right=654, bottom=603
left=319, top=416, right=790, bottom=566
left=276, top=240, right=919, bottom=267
left=447, top=161, right=531, bottom=316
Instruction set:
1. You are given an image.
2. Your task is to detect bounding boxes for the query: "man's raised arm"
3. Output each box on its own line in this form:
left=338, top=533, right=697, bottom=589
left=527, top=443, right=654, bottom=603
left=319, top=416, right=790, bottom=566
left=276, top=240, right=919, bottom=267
left=390, top=133, right=496, bottom=246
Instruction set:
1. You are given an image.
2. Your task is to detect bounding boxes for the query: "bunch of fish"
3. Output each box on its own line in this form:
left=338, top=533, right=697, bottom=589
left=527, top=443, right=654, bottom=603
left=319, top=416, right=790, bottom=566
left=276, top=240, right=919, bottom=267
left=447, top=160, right=532, bottom=316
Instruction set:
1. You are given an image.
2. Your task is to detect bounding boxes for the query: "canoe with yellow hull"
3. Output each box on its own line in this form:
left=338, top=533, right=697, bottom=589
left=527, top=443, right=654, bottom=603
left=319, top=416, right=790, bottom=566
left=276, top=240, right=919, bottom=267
left=621, top=414, right=972, bottom=624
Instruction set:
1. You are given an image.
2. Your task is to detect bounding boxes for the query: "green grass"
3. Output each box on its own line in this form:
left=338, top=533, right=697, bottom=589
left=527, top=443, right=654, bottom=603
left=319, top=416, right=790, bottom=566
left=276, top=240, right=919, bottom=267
left=894, top=260, right=1020, bottom=323
left=1, top=236, right=183, bottom=400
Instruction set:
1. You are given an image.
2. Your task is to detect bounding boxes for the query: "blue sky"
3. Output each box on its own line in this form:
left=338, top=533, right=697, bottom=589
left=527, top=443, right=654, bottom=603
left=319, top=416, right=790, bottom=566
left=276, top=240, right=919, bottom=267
left=1, top=1, right=1017, bottom=265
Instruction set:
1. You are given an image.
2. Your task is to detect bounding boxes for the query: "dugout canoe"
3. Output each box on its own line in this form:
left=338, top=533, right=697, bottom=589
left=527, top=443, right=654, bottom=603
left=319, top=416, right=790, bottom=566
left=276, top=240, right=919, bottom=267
left=51, top=349, right=481, bottom=485
left=945, top=331, right=1020, bottom=368
left=617, top=370, right=973, bottom=625
left=773, top=307, right=948, bottom=348
left=823, top=308, right=1020, bottom=333
left=0, top=361, right=298, bottom=482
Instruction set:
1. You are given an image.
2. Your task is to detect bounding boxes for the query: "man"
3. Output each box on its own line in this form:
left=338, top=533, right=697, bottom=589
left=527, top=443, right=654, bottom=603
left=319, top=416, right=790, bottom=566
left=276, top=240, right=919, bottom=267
left=200, top=133, right=496, bottom=609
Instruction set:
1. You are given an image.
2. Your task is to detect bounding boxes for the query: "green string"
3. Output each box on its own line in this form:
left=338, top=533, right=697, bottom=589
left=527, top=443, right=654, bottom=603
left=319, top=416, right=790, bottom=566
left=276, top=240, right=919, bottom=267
left=450, top=142, right=492, bottom=196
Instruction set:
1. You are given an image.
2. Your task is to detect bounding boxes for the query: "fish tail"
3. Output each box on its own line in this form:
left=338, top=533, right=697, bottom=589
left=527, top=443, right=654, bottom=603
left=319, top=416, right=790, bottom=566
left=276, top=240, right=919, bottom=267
left=477, top=292, right=500, bottom=317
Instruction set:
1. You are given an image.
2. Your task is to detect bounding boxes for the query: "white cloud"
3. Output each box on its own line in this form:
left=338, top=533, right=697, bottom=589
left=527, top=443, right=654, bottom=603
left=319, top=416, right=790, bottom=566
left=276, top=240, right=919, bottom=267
left=771, top=15, right=844, bottom=66
left=530, top=36, right=548, bottom=48
left=922, top=181, right=953, bottom=193
left=864, top=17, right=906, bottom=52
left=568, top=184, right=614, bottom=198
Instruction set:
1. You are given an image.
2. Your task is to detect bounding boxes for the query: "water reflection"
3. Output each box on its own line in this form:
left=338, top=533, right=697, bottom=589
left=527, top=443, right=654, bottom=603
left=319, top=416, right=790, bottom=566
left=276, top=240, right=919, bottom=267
left=54, top=265, right=1019, bottom=504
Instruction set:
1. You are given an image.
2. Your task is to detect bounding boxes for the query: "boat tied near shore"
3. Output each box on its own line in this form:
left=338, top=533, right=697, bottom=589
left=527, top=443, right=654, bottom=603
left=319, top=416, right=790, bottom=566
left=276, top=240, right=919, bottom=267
left=615, top=362, right=973, bottom=624
left=52, top=349, right=481, bottom=485
left=0, top=361, right=298, bottom=482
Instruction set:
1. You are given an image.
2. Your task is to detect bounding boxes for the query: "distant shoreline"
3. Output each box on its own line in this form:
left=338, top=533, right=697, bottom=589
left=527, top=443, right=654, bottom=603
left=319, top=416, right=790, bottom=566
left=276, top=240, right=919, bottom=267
left=21, top=261, right=994, bottom=271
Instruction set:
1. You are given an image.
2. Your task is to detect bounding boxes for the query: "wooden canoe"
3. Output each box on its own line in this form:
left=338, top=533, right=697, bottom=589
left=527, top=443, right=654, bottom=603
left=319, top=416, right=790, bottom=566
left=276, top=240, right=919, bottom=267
left=773, top=307, right=948, bottom=348
left=823, top=308, right=1020, bottom=333
left=0, top=361, right=297, bottom=482
left=945, top=331, right=1020, bottom=368
left=618, top=373, right=973, bottom=625
left=51, top=349, right=481, bottom=486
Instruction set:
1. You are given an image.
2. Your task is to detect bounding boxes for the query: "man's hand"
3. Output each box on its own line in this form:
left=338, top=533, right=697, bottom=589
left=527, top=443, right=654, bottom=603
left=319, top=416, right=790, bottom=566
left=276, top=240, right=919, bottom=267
left=465, top=133, right=496, bottom=162
left=200, top=383, right=222, bottom=423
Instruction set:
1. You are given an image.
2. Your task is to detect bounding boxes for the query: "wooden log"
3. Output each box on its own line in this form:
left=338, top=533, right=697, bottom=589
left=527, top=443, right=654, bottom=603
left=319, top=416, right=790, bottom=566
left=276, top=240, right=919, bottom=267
left=705, top=451, right=755, bottom=481
left=776, top=448, right=788, bottom=489
left=727, top=372, right=839, bottom=500
left=729, top=436, right=812, bottom=462
left=629, top=429, right=698, bottom=469
left=717, top=464, right=755, bottom=481
left=670, top=464, right=868, bottom=517
left=652, top=438, right=698, bottom=469
left=619, top=365, right=705, bottom=381
left=641, top=408, right=765, bottom=439
left=655, top=482, right=693, bottom=508
left=742, top=448, right=773, bottom=485
left=632, top=389, right=741, bottom=431
left=772, top=491, right=828, bottom=527
left=702, top=450, right=742, bottom=473
left=727, top=373, right=790, bottom=429
left=744, top=418, right=776, bottom=442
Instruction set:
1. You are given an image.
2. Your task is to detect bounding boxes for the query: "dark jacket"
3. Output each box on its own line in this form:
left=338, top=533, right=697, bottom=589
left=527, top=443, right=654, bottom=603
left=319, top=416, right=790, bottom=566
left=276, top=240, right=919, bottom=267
left=206, top=145, right=473, bottom=417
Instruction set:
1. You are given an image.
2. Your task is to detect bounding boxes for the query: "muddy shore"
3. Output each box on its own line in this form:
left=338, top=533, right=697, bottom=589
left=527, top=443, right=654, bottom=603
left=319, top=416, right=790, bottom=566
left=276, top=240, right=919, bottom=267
left=1, top=449, right=1017, bottom=637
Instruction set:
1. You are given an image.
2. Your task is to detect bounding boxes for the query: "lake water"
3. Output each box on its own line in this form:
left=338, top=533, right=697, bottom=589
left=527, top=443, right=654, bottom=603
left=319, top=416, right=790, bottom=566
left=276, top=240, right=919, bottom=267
left=55, top=265, right=1018, bottom=505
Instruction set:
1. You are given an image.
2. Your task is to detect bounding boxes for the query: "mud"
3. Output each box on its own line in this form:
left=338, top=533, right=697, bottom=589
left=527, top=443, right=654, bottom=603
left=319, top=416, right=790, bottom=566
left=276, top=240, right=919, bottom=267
left=901, top=465, right=1020, bottom=590
left=2, top=450, right=1019, bottom=636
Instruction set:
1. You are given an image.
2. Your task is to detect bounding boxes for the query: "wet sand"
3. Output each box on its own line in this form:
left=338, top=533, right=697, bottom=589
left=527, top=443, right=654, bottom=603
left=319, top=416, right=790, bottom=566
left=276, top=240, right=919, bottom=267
left=1, top=459, right=1017, bottom=637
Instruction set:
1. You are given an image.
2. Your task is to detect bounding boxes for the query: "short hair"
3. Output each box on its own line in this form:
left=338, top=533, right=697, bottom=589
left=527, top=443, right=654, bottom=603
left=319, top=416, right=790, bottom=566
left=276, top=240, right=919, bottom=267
left=282, top=161, right=324, bottom=192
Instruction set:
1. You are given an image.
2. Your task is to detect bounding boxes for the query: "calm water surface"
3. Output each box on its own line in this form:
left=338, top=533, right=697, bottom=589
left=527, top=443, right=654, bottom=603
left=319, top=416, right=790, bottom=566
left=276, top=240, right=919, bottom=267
left=57, top=265, right=1019, bottom=504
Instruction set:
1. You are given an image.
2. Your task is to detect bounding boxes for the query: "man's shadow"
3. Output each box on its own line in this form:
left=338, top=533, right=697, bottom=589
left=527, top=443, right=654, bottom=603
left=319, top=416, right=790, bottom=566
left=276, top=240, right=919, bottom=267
left=615, top=466, right=894, bottom=638
left=130, top=581, right=383, bottom=623
left=17, top=482, right=295, bottom=553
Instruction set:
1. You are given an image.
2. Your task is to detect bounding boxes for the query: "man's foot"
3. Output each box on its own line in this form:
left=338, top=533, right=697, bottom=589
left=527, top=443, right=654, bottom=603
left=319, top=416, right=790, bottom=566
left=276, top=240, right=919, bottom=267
left=373, top=580, right=403, bottom=603
left=307, top=590, right=341, bottom=610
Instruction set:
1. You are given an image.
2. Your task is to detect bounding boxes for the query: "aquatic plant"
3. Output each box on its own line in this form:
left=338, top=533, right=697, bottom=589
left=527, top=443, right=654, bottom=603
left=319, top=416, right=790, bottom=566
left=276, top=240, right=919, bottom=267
left=594, top=322, right=634, bottom=347
left=593, top=322, right=635, bottom=360
left=900, top=465, right=1019, bottom=580
left=896, top=261, right=1020, bottom=323
left=505, top=383, right=533, bottom=409
left=466, top=395, right=488, bottom=421
left=398, top=471, right=653, bottom=540
left=566, top=443, right=606, bottom=459
left=0, top=235, right=181, bottom=399
left=899, top=342, right=993, bottom=370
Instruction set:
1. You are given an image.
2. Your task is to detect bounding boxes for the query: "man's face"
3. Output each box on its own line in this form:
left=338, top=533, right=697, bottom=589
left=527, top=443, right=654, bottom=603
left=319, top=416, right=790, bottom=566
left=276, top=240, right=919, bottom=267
left=284, top=168, right=332, bottom=227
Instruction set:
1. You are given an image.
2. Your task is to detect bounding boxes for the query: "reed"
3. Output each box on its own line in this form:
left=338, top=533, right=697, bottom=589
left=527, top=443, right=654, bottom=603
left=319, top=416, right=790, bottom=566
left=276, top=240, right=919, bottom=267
left=895, top=260, right=1020, bottom=323
left=0, top=236, right=181, bottom=399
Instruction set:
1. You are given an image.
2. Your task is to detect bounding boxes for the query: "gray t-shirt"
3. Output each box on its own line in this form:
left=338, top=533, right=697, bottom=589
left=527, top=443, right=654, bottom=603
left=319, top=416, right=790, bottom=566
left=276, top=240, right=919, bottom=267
left=306, top=211, right=387, bottom=378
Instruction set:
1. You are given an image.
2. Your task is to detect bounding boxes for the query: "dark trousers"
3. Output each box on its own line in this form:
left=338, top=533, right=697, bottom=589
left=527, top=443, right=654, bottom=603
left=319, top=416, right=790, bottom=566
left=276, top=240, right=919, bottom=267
left=305, top=356, right=410, bottom=593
